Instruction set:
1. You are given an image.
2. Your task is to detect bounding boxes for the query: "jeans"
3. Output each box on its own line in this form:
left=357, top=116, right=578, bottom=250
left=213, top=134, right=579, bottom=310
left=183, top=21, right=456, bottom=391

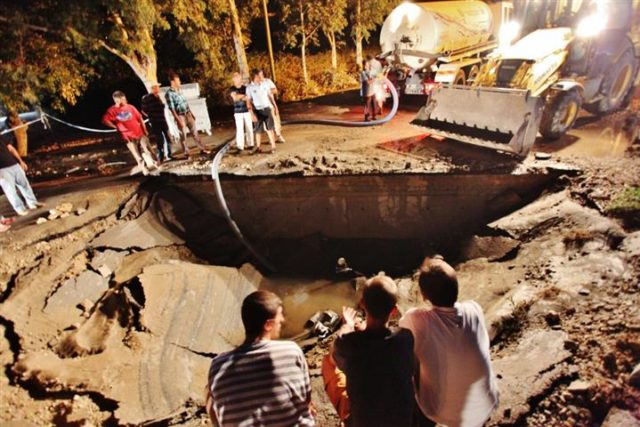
left=0, top=163, right=38, bottom=213
left=149, top=120, right=172, bottom=160
left=234, top=112, right=254, bottom=150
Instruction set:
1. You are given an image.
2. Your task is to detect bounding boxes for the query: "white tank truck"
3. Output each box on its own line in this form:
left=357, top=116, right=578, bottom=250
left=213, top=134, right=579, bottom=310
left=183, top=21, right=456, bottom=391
left=379, top=0, right=514, bottom=95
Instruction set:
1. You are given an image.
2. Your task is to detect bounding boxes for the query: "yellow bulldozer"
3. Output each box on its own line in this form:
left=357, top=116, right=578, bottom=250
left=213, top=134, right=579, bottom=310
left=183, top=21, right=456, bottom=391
left=412, top=0, right=640, bottom=157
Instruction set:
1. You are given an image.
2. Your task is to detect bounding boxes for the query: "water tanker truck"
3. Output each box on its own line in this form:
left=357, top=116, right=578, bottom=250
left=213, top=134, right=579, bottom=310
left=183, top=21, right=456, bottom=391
left=379, top=0, right=514, bottom=95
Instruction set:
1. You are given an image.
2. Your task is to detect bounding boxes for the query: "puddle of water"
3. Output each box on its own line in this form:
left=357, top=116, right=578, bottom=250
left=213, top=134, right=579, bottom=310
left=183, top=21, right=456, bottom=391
left=259, top=276, right=356, bottom=338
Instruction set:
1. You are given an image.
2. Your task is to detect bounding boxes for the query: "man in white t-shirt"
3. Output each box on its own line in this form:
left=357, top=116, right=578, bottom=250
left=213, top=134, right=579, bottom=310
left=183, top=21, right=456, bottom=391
left=246, top=69, right=277, bottom=153
left=399, top=256, right=499, bottom=427
left=259, top=70, right=286, bottom=143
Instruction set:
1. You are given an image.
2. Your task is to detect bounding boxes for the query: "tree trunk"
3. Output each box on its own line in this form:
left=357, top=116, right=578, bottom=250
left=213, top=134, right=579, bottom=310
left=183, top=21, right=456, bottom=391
left=355, top=0, right=363, bottom=69
left=329, top=30, right=338, bottom=71
left=228, top=0, right=250, bottom=81
left=299, top=0, right=308, bottom=84
left=100, top=31, right=157, bottom=92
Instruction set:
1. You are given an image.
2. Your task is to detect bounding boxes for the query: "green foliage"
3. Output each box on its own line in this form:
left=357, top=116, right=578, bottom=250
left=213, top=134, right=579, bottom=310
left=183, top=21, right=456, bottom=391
left=349, top=0, right=398, bottom=42
left=0, top=4, right=94, bottom=112
left=607, top=187, right=640, bottom=214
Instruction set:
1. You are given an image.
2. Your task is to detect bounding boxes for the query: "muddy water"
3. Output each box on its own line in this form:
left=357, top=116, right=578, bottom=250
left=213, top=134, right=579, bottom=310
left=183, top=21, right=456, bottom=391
left=259, top=276, right=357, bottom=338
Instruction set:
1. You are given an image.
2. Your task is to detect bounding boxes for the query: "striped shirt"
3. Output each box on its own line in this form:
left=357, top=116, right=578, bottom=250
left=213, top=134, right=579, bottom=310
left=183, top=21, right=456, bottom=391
left=208, top=340, right=314, bottom=427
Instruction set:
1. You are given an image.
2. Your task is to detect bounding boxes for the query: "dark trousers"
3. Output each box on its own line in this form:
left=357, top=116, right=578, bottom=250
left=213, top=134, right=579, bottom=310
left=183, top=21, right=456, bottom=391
left=364, top=96, right=376, bottom=120
left=149, top=120, right=172, bottom=160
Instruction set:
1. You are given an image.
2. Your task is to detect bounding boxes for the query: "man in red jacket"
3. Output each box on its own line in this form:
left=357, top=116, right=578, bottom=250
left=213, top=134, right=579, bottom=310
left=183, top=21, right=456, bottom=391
left=102, top=91, right=157, bottom=175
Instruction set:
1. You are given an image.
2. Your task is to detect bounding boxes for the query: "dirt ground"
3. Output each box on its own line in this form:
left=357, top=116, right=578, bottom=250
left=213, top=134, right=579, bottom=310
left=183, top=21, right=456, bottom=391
left=0, top=91, right=639, bottom=426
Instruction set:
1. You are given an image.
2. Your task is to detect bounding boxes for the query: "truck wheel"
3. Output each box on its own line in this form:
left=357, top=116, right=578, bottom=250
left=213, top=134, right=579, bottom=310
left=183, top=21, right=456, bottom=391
left=584, top=48, right=636, bottom=115
left=467, top=65, right=479, bottom=83
left=453, top=69, right=466, bottom=85
left=540, top=90, right=583, bottom=140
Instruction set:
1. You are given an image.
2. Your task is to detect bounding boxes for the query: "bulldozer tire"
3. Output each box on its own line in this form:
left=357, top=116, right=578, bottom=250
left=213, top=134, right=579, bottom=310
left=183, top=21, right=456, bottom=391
left=584, top=48, right=636, bottom=115
left=467, top=65, right=480, bottom=83
left=540, top=90, right=583, bottom=140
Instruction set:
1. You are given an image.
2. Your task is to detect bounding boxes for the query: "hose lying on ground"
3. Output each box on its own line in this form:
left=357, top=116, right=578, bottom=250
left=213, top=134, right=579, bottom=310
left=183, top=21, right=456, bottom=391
left=211, top=77, right=400, bottom=273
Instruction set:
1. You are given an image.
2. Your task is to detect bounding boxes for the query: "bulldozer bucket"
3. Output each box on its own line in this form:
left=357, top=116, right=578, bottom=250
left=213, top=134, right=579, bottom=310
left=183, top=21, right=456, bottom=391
left=411, top=85, right=544, bottom=157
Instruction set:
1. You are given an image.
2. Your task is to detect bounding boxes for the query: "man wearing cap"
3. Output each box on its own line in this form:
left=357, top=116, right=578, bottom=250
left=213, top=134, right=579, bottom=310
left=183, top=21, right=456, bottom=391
left=141, top=83, right=173, bottom=163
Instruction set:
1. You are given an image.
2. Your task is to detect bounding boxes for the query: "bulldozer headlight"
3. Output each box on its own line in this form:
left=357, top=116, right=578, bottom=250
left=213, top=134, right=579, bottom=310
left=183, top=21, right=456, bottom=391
left=576, top=4, right=608, bottom=39
left=499, top=21, right=521, bottom=49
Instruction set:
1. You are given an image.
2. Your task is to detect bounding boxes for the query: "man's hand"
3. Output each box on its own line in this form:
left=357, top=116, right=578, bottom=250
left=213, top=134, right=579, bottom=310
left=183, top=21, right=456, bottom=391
left=342, top=307, right=358, bottom=329
left=19, top=161, right=28, bottom=172
left=251, top=113, right=257, bottom=123
left=176, top=116, right=185, bottom=129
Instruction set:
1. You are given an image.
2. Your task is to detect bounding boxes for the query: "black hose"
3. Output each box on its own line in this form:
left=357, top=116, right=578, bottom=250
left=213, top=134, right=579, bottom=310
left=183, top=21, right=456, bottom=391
left=211, top=78, right=400, bottom=273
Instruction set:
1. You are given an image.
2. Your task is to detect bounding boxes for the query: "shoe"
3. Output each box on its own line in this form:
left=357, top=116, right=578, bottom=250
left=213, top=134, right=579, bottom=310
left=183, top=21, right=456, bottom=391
left=0, top=223, right=10, bottom=233
left=200, top=149, right=212, bottom=155
left=16, top=209, right=29, bottom=216
left=0, top=217, right=15, bottom=226
left=142, top=168, right=150, bottom=176
left=29, top=202, right=45, bottom=210
left=276, top=136, right=286, bottom=144
left=165, top=156, right=174, bottom=162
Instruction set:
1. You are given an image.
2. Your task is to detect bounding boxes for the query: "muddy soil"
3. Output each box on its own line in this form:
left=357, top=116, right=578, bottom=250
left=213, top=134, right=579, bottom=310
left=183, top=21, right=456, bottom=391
left=0, top=91, right=639, bottom=426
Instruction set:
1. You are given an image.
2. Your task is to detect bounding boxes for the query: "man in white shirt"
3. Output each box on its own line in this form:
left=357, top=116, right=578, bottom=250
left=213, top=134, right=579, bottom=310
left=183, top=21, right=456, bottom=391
left=259, top=70, right=286, bottom=143
left=399, top=256, right=499, bottom=427
left=246, top=69, right=277, bottom=153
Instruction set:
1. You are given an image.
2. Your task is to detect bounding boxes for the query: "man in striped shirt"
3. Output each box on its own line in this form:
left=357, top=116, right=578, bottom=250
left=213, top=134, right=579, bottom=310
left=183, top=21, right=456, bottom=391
left=207, top=291, right=315, bottom=426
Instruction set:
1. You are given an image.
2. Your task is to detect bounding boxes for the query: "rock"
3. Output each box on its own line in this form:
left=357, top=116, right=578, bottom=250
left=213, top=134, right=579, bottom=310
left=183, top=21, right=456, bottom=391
left=603, top=352, right=618, bottom=374
left=493, top=329, right=572, bottom=424
left=48, top=209, right=61, bottom=220
left=567, top=379, right=590, bottom=393
left=90, top=249, right=126, bottom=273
left=76, top=208, right=87, bottom=216
left=60, top=212, right=71, bottom=219
left=629, top=363, right=640, bottom=388
left=601, top=407, right=640, bottom=427
left=535, top=152, right=552, bottom=160
left=36, top=217, right=48, bottom=225
left=459, top=235, right=519, bottom=261
left=578, top=288, right=591, bottom=296
left=57, top=202, right=74, bottom=213
left=44, top=271, right=108, bottom=314
left=545, top=311, right=561, bottom=327
left=90, top=209, right=184, bottom=250
left=97, top=265, right=112, bottom=278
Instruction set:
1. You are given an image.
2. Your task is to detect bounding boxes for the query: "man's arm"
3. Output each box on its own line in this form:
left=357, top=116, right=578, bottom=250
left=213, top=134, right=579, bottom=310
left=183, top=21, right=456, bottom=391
left=246, top=91, right=258, bottom=122
left=134, top=108, right=148, bottom=135
left=165, top=93, right=184, bottom=125
left=7, top=144, right=28, bottom=171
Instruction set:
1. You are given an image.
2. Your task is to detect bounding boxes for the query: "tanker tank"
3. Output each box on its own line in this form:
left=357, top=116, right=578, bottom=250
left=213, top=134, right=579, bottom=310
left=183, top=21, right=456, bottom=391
left=380, top=0, right=494, bottom=71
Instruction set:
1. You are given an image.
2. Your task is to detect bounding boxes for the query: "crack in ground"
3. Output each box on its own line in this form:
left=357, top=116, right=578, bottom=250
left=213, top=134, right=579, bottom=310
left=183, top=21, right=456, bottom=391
left=170, top=342, right=218, bottom=359
left=0, top=253, right=45, bottom=303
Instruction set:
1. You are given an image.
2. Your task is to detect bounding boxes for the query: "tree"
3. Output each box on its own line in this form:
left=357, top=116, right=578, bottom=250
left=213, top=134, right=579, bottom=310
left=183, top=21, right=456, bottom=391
left=319, top=0, right=348, bottom=71
left=280, top=0, right=339, bottom=84
left=228, top=0, right=250, bottom=80
left=349, top=0, right=397, bottom=68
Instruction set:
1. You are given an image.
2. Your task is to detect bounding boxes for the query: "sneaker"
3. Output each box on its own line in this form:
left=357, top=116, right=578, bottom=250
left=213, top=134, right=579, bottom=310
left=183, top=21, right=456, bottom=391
left=29, top=202, right=45, bottom=210
left=0, top=217, right=15, bottom=226
left=0, top=223, right=10, bottom=233
left=165, top=156, right=174, bottom=162
left=16, top=209, right=29, bottom=216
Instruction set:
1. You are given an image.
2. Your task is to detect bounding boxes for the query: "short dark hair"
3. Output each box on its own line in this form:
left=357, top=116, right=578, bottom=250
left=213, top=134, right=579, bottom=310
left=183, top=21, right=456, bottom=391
left=241, top=291, right=282, bottom=337
left=112, top=90, right=125, bottom=99
left=366, top=54, right=374, bottom=61
left=418, top=259, right=458, bottom=307
left=169, top=73, right=180, bottom=82
left=251, top=68, right=263, bottom=78
left=362, top=275, right=398, bottom=319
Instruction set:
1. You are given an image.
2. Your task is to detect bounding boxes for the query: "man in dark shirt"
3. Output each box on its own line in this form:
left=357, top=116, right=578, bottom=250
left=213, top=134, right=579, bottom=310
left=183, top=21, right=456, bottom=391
left=229, top=72, right=254, bottom=152
left=323, top=275, right=415, bottom=427
left=141, top=83, right=173, bottom=163
left=0, top=134, right=43, bottom=216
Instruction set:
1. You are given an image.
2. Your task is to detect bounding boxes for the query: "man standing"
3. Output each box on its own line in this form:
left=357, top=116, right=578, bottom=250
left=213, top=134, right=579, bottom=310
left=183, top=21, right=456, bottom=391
left=102, top=91, right=157, bottom=176
left=229, top=72, right=254, bottom=152
left=322, top=275, right=415, bottom=427
left=7, top=112, right=28, bottom=157
left=165, top=73, right=210, bottom=158
left=258, top=70, right=286, bottom=143
left=141, top=83, right=173, bottom=163
left=400, top=257, right=499, bottom=427
left=207, top=290, right=315, bottom=426
left=246, top=69, right=277, bottom=154
left=0, top=134, right=43, bottom=216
